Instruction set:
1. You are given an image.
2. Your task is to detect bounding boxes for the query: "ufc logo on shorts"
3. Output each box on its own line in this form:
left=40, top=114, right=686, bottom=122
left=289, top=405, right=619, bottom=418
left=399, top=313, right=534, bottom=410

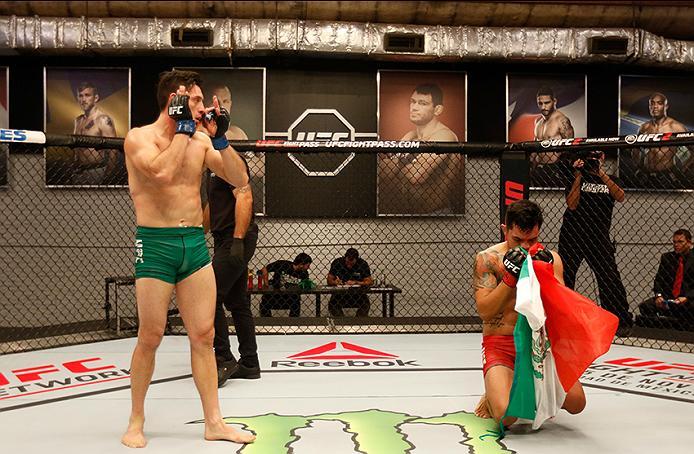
left=168, top=105, right=183, bottom=116
left=135, top=239, right=144, bottom=264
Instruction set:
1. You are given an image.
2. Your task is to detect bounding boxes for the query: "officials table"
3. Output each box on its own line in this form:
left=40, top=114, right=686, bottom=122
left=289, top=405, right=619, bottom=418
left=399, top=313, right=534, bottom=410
left=249, top=285, right=402, bottom=317
left=105, top=276, right=402, bottom=333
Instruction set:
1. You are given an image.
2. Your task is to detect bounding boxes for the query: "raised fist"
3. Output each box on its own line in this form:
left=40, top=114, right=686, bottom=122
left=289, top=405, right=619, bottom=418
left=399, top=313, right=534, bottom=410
left=213, top=107, right=230, bottom=139
left=168, top=93, right=195, bottom=136
left=205, top=107, right=231, bottom=150
left=532, top=248, right=554, bottom=264
left=502, top=247, right=527, bottom=288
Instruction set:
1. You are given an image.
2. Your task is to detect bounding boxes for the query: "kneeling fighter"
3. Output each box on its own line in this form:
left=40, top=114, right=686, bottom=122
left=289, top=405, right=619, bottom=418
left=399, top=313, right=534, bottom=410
left=472, top=200, right=586, bottom=427
left=121, top=70, right=255, bottom=448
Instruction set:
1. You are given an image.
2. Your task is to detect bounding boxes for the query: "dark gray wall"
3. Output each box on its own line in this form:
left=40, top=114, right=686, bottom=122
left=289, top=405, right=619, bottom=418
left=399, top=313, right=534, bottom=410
left=2, top=56, right=693, bottom=330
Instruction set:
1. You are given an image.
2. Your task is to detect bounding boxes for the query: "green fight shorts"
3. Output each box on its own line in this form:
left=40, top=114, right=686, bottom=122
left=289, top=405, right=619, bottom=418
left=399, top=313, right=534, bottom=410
left=134, top=226, right=211, bottom=284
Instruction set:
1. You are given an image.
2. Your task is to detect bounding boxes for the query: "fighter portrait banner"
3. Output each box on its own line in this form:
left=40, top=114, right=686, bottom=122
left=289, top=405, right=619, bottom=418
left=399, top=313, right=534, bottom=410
left=507, top=74, right=587, bottom=189
left=44, top=67, right=130, bottom=188
left=377, top=70, right=466, bottom=216
left=264, top=69, right=377, bottom=217
left=1, top=67, right=8, bottom=188
left=619, top=75, right=694, bottom=190
left=178, top=67, right=266, bottom=214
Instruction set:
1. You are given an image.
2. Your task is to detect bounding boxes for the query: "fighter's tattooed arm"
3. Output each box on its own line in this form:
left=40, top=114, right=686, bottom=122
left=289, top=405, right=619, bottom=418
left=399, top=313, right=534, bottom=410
left=474, top=249, right=516, bottom=323
left=232, top=184, right=252, bottom=196
left=473, top=251, right=502, bottom=292
left=558, top=116, right=575, bottom=139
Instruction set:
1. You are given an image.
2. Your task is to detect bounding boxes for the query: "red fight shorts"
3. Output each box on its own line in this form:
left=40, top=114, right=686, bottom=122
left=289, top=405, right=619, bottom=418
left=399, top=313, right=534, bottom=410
left=482, top=335, right=516, bottom=376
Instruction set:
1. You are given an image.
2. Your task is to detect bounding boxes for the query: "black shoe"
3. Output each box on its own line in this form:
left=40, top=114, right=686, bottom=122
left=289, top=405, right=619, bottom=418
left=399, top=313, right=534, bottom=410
left=217, top=360, right=239, bottom=388
left=228, top=363, right=261, bottom=380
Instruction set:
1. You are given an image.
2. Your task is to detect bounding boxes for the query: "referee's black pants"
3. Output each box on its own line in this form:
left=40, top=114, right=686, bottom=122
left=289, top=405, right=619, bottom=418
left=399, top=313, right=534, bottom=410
left=212, top=225, right=259, bottom=368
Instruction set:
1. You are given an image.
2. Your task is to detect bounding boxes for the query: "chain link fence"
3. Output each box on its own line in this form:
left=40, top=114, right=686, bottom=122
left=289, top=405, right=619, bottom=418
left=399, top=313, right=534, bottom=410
left=1, top=136, right=693, bottom=353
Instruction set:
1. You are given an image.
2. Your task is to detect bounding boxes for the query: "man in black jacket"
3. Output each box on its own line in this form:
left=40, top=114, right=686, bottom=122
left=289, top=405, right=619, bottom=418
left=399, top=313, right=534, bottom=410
left=638, top=229, right=694, bottom=328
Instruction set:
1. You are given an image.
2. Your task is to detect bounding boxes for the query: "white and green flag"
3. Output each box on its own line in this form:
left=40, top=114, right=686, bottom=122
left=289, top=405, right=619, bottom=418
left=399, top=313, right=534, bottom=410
left=503, top=250, right=618, bottom=430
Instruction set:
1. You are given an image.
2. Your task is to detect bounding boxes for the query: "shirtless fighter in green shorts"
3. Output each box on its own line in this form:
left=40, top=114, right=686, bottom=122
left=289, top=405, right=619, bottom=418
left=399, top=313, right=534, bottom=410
left=121, top=70, right=255, bottom=448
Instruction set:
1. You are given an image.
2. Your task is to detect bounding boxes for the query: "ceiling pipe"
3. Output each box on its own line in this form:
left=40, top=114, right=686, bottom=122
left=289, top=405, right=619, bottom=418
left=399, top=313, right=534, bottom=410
left=1, top=15, right=693, bottom=68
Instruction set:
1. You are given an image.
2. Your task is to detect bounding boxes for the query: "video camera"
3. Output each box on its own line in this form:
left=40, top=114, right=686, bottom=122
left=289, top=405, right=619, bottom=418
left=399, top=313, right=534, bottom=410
left=575, top=150, right=602, bottom=172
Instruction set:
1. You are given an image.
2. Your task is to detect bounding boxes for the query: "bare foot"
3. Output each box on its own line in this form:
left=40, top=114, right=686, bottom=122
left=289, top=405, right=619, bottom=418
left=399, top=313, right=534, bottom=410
left=205, top=421, right=256, bottom=444
left=121, top=416, right=147, bottom=448
left=474, top=394, right=492, bottom=419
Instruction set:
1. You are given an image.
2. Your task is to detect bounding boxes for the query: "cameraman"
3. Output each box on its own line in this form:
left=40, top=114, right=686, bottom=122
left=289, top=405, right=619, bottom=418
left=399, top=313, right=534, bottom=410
left=558, top=150, right=633, bottom=335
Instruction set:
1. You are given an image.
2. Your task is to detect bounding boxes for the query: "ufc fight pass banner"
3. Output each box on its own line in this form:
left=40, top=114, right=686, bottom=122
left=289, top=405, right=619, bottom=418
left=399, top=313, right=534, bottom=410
left=264, top=70, right=378, bottom=217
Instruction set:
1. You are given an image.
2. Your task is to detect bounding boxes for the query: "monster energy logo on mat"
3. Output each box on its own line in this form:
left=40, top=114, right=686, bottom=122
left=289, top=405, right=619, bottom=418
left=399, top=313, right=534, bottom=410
left=189, top=409, right=513, bottom=453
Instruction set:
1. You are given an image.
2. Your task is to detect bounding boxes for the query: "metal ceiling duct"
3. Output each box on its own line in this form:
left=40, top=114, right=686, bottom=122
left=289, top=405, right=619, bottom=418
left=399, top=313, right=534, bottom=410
left=1, top=15, right=694, bottom=68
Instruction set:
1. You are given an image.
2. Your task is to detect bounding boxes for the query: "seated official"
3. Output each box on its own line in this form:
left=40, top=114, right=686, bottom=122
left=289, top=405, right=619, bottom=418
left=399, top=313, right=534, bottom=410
left=259, top=253, right=312, bottom=317
left=327, top=248, right=374, bottom=317
left=638, top=229, right=694, bottom=328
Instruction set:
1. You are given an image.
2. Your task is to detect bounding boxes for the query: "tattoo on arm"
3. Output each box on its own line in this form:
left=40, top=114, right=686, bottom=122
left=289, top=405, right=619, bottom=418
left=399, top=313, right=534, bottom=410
left=473, top=252, right=501, bottom=291
left=475, top=270, right=497, bottom=290
left=233, top=184, right=252, bottom=195
left=559, top=117, right=575, bottom=139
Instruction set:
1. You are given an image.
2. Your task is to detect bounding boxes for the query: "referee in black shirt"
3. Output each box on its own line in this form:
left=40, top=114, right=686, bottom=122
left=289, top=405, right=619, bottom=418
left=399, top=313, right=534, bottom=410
left=202, top=157, right=260, bottom=387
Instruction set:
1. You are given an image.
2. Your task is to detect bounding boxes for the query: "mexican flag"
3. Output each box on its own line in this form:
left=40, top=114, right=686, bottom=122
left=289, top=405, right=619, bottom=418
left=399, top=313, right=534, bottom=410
left=503, top=247, right=618, bottom=430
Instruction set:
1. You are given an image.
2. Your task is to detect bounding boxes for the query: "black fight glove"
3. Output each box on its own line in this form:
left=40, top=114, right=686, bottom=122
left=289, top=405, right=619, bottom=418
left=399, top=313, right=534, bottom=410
left=502, top=247, right=527, bottom=288
left=168, top=94, right=196, bottom=136
left=205, top=107, right=231, bottom=150
left=533, top=248, right=554, bottom=264
left=230, top=237, right=245, bottom=262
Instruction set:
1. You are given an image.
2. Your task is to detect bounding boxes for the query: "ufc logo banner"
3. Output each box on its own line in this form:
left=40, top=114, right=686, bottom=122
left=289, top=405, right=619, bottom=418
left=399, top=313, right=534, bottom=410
left=499, top=151, right=529, bottom=240
left=264, top=70, right=378, bottom=217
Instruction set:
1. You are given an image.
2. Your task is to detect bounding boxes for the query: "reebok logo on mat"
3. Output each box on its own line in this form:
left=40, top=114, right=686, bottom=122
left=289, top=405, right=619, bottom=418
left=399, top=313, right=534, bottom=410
left=289, top=341, right=398, bottom=360
left=271, top=341, right=420, bottom=368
